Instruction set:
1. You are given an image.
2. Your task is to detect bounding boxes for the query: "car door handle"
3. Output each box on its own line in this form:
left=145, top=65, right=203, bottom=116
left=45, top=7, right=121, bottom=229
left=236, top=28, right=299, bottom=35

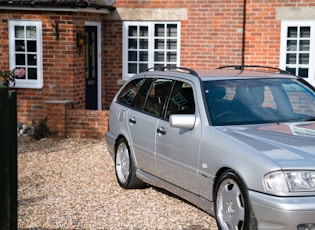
left=157, top=128, right=166, bottom=135
left=129, top=118, right=136, bottom=124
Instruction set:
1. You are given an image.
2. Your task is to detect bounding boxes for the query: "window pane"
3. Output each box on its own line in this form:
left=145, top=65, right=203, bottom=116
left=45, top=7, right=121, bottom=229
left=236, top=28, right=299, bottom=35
left=286, top=67, right=296, bottom=76
left=299, top=40, right=309, bottom=51
left=299, top=54, right=309, bottom=64
left=139, top=26, right=148, bottom=37
left=298, top=68, right=308, bottom=78
left=167, top=39, right=177, bottom=49
left=155, top=24, right=165, bottom=37
left=287, top=27, right=297, bottom=38
left=27, top=54, right=37, bottom=65
left=144, top=79, right=173, bottom=117
left=139, top=51, right=148, bottom=61
left=128, top=63, right=137, bottom=74
left=167, top=52, right=177, bottom=62
left=286, top=54, right=296, bottom=64
left=128, top=26, right=137, bottom=36
left=300, top=27, right=310, bottom=38
left=28, top=68, right=37, bottom=79
left=155, top=39, right=164, bottom=49
left=154, top=63, right=164, bottom=68
left=15, top=40, right=25, bottom=51
left=128, top=51, right=137, bottom=61
left=128, top=39, right=137, bottom=49
left=166, top=81, right=195, bottom=118
left=134, top=79, right=153, bottom=110
left=139, top=39, right=148, bottom=49
left=287, top=40, right=297, bottom=51
left=26, top=26, right=36, bottom=38
left=27, top=40, right=37, bottom=52
left=167, top=24, right=177, bottom=37
left=139, top=64, right=148, bottom=73
left=16, top=54, right=25, bottom=65
left=118, top=78, right=146, bottom=106
left=155, top=51, right=164, bottom=61
left=15, top=26, right=24, bottom=38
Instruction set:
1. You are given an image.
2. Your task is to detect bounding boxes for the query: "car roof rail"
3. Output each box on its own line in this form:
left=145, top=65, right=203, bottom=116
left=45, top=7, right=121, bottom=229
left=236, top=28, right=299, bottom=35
left=217, top=65, right=292, bottom=75
left=147, top=66, right=199, bottom=77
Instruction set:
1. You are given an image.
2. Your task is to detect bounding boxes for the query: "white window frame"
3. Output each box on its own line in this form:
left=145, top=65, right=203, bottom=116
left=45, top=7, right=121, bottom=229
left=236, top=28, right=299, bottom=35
left=122, top=21, right=180, bottom=80
left=8, top=20, right=43, bottom=89
left=280, top=20, right=315, bottom=85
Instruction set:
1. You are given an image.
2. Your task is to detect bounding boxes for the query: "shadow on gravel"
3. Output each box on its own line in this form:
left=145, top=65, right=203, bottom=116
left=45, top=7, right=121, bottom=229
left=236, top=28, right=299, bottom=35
left=153, top=186, right=210, bottom=215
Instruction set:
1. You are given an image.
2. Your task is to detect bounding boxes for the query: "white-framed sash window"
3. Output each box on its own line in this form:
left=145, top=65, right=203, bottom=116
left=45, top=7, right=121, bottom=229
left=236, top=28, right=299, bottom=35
left=123, top=21, right=180, bottom=80
left=280, top=20, right=315, bottom=85
left=8, top=20, right=43, bottom=89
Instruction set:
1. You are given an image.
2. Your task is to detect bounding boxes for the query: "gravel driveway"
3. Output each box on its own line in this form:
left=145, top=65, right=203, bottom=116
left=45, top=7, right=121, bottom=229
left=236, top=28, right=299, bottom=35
left=18, top=137, right=218, bottom=229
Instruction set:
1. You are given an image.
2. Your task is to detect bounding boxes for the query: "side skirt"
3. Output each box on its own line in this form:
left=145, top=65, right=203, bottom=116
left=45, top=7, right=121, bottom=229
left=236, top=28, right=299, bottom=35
left=136, top=169, right=215, bottom=217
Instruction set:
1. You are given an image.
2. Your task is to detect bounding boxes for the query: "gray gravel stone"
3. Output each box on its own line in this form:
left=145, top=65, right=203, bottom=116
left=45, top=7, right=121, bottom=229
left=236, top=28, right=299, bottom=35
left=18, top=137, right=218, bottom=229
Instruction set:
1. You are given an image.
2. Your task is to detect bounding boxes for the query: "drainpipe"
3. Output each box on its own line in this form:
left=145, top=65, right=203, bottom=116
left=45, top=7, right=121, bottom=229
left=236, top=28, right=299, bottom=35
left=241, top=0, right=247, bottom=70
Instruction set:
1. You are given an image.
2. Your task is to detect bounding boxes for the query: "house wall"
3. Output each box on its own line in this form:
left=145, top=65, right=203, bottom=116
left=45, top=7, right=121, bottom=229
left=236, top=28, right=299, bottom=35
left=2, top=1, right=315, bottom=138
left=0, top=10, right=104, bottom=125
left=102, top=0, right=315, bottom=108
left=102, top=20, right=124, bottom=109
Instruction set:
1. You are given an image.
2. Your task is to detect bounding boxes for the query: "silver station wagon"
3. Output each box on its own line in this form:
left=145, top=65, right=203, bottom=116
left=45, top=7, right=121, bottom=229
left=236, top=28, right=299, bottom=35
left=105, top=66, right=315, bottom=230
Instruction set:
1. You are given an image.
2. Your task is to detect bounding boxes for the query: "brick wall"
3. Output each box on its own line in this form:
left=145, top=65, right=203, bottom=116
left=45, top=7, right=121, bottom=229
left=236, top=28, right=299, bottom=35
left=45, top=100, right=108, bottom=139
left=102, top=20, right=124, bottom=109
left=102, top=0, right=315, bottom=106
left=0, top=10, right=104, bottom=124
left=66, top=109, right=109, bottom=139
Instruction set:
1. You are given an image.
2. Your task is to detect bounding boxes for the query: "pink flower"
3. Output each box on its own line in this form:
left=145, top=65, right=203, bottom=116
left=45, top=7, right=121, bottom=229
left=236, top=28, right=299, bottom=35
left=14, top=68, right=25, bottom=78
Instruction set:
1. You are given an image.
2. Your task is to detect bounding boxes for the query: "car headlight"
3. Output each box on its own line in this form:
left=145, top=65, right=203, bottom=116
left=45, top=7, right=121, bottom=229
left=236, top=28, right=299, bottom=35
left=264, top=171, right=315, bottom=193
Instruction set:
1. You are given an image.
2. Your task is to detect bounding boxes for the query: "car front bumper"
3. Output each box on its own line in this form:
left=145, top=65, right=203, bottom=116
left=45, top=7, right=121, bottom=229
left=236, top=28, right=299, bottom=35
left=249, top=190, right=315, bottom=230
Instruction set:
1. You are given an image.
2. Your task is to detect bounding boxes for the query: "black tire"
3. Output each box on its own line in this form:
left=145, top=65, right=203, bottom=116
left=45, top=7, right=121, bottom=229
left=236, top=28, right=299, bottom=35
left=214, top=170, right=257, bottom=230
left=115, top=138, right=146, bottom=189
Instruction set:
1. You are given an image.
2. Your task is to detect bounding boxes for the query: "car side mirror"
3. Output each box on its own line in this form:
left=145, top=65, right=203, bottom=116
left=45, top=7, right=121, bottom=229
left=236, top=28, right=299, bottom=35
left=169, top=114, right=196, bottom=129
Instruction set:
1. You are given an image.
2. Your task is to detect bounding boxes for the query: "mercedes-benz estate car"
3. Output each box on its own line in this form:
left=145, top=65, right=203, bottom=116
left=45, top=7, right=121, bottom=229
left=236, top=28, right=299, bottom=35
left=105, top=66, right=315, bottom=230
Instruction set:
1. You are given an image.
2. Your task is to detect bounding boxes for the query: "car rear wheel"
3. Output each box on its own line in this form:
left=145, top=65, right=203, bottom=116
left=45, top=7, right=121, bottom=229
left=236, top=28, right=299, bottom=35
left=214, top=170, right=257, bottom=230
left=115, top=138, right=146, bottom=189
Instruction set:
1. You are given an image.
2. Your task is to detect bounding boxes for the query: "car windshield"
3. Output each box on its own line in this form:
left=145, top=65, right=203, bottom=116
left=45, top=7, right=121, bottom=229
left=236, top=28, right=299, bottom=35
left=203, top=78, right=315, bottom=126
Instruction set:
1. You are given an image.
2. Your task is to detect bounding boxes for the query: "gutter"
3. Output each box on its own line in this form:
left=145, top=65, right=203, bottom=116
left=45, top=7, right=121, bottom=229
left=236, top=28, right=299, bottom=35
left=0, top=6, right=113, bottom=13
left=0, top=0, right=116, bottom=11
left=241, top=0, right=247, bottom=69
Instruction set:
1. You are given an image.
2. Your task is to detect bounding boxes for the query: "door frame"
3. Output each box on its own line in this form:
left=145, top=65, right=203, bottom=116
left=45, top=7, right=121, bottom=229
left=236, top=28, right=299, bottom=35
left=85, top=21, right=102, bottom=110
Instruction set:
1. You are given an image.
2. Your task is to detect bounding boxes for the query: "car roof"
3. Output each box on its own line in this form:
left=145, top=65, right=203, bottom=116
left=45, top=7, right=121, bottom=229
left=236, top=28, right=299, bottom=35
left=140, top=66, right=296, bottom=81
left=196, top=69, right=295, bottom=80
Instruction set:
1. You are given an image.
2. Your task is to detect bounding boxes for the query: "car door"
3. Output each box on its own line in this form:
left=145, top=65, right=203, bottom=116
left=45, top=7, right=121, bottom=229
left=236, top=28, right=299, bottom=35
left=127, top=78, right=173, bottom=174
left=155, top=81, right=201, bottom=194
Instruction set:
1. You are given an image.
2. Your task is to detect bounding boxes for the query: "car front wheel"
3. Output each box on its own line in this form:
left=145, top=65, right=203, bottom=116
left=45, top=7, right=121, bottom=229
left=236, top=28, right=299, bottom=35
left=214, top=170, right=257, bottom=230
left=115, top=138, right=146, bottom=189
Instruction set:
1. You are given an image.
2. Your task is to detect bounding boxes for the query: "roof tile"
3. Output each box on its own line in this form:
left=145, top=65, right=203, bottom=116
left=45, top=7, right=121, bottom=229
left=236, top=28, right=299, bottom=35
left=0, top=0, right=115, bottom=9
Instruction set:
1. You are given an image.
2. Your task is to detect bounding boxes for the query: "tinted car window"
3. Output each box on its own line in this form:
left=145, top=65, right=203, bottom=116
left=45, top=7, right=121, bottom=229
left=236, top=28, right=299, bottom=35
left=133, top=78, right=153, bottom=110
left=117, top=78, right=146, bottom=106
left=166, top=81, right=195, bottom=118
left=143, top=78, right=173, bottom=117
